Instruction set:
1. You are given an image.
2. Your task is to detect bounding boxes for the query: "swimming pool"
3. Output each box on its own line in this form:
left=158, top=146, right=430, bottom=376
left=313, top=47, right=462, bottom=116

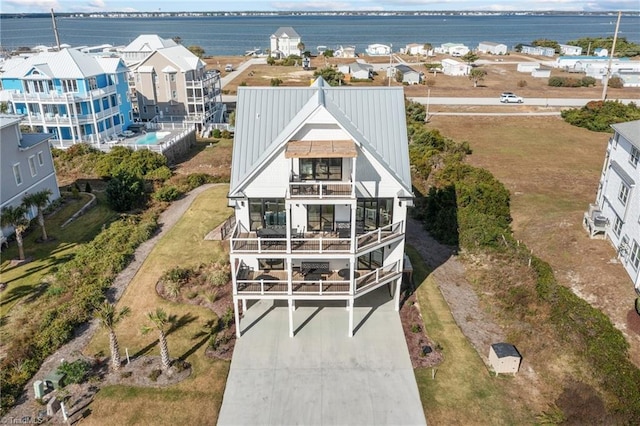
left=136, top=131, right=171, bottom=145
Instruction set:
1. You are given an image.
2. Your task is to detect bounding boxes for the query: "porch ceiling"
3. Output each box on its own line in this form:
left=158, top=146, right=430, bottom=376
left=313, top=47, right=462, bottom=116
left=285, top=139, right=357, bottom=159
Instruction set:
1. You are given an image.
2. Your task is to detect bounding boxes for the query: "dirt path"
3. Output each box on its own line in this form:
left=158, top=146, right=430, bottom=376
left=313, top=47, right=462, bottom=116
left=2, top=184, right=221, bottom=422
left=405, top=218, right=504, bottom=365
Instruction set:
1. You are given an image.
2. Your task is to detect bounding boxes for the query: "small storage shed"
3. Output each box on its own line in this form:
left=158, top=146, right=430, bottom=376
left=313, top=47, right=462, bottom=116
left=489, top=343, right=521, bottom=376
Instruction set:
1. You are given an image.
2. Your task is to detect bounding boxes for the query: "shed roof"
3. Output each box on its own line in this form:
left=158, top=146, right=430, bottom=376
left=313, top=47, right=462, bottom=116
left=230, top=77, right=412, bottom=197
left=491, top=343, right=521, bottom=359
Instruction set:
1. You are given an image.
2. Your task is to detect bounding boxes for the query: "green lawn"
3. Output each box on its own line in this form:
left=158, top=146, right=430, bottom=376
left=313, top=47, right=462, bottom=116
left=84, top=185, right=233, bottom=425
left=1, top=192, right=117, bottom=333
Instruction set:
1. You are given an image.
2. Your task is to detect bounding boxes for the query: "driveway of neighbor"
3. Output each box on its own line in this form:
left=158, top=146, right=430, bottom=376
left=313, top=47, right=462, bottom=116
left=217, top=288, right=426, bottom=426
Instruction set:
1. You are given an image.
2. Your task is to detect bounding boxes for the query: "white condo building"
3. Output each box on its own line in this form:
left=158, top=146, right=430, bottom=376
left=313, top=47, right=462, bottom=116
left=227, top=77, right=413, bottom=337
left=585, top=120, right=640, bottom=290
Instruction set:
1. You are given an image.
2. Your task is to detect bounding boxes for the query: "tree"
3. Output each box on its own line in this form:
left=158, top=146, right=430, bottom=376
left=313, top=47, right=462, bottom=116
left=461, top=51, right=479, bottom=65
left=532, top=38, right=561, bottom=54
left=422, top=43, right=433, bottom=53
left=0, top=204, right=29, bottom=260
left=105, top=170, right=145, bottom=212
left=95, top=301, right=131, bottom=371
left=142, top=308, right=175, bottom=369
left=297, top=42, right=305, bottom=54
left=187, top=45, right=205, bottom=58
left=266, top=55, right=276, bottom=66
left=313, top=67, right=344, bottom=86
left=0, top=102, right=8, bottom=113
left=22, top=189, right=52, bottom=241
left=469, top=68, right=487, bottom=87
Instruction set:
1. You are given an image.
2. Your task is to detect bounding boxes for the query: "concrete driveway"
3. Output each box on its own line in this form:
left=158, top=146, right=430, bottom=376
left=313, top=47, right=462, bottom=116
left=217, top=288, right=426, bottom=425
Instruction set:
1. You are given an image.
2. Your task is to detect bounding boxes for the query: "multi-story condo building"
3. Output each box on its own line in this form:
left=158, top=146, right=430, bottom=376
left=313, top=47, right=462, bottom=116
left=585, top=120, right=640, bottom=291
left=269, top=27, right=302, bottom=59
left=0, top=48, right=133, bottom=146
left=119, top=34, right=177, bottom=66
left=1, top=114, right=60, bottom=239
left=130, top=42, right=223, bottom=126
left=227, top=77, right=413, bottom=337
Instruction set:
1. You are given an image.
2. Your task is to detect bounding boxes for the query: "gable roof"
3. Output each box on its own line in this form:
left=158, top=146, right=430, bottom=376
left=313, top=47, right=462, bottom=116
left=136, top=44, right=203, bottom=72
left=0, top=48, right=109, bottom=79
left=122, top=34, right=177, bottom=52
left=230, top=78, right=412, bottom=197
left=272, top=27, right=300, bottom=38
left=395, top=64, right=420, bottom=74
left=611, top=120, right=640, bottom=150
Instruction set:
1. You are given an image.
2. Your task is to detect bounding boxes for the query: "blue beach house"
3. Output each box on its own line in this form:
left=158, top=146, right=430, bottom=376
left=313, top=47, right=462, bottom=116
left=0, top=48, right=133, bottom=147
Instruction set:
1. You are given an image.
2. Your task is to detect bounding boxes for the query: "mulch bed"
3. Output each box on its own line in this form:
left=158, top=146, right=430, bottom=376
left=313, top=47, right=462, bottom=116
left=399, top=289, right=444, bottom=369
left=627, top=309, right=640, bottom=336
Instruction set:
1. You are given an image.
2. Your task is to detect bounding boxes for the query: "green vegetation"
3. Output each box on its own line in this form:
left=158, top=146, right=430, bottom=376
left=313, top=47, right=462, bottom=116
left=187, top=45, right=205, bottom=58
left=561, top=100, right=640, bottom=132
left=548, top=76, right=597, bottom=87
left=469, top=68, right=487, bottom=87
left=532, top=38, right=561, bottom=53
left=313, top=67, right=344, bottom=86
left=57, top=359, right=91, bottom=385
left=567, top=36, right=640, bottom=58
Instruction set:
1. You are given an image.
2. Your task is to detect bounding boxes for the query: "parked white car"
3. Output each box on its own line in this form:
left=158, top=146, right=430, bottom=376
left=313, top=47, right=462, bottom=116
left=225, top=64, right=234, bottom=72
left=500, top=93, right=524, bottom=103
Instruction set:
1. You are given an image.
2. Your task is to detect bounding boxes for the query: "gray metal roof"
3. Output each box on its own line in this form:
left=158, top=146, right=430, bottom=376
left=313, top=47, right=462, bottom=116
left=136, top=45, right=204, bottom=72
left=230, top=78, right=412, bottom=197
left=122, top=34, right=177, bottom=52
left=491, top=343, right=521, bottom=359
left=611, top=120, right=640, bottom=150
left=0, top=48, right=109, bottom=79
left=272, top=27, right=300, bottom=38
left=394, top=64, right=420, bottom=75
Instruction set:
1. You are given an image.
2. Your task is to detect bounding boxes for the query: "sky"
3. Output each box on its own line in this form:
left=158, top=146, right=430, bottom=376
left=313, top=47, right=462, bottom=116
left=2, top=0, right=639, bottom=13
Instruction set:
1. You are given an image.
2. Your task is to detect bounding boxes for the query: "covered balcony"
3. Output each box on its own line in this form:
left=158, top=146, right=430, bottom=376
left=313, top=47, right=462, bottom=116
left=230, top=220, right=404, bottom=254
left=234, top=260, right=402, bottom=298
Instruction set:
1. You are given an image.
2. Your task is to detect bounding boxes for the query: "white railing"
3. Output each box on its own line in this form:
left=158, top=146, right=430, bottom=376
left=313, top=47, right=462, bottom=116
left=356, top=221, right=404, bottom=251
left=288, top=181, right=354, bottom=198
left=355, top=260, right=402, bottom=295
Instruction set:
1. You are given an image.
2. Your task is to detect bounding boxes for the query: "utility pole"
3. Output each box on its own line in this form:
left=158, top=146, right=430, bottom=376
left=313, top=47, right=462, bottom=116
left=51, top=8, right=61, bottom=50
left=601, top=11, right=621, bottom=101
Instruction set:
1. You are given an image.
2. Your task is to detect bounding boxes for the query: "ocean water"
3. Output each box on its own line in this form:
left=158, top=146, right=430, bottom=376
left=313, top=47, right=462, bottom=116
left=1, top=14, right=639, bottom=56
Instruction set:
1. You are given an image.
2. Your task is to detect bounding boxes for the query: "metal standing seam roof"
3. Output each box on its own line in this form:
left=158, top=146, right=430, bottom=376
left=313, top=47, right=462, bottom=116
left=229, top=78, right=412, bottom=198
left=122, top=34, right=177, bottom=52
left=137, top=45, right=204, bottom=72
left=0, top=48, right=108, bottom=79
left=272, top=27, right=300, bottom=38
left=611, top=120, right=640, bottom=150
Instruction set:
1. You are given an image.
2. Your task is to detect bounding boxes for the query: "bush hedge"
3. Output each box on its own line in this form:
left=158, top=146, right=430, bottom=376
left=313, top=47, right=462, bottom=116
left=561, top=100, right=640, bottom=132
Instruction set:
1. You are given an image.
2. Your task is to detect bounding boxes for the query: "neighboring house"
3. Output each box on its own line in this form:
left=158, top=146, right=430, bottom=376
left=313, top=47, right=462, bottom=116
left=270, top=27, right=302, bottom=59
left=119, top=34, right=177, bottom=66
left=0, top=48, right=133, bottom=147
left=0, top=114, right=60, bottom=239
left=227, top=77, right=413, bottom=337
left=531, top=68, right=551, bottom=78
left=365, top=44, right=391, bottom=56
left=594, top=48, right=609, bottom=57
left=394, top=64, right=423, bottom=84
left=338, top=62, right=373, bottom=80
left=436, top=43, right=470, bottom=57
left=615, top=71, right=640, bottom=87
left=520, top=45, right=555, bottom=57
left=554, top=56, right=640, bottom=82
left=477, top=41, right=508, bottom=55
left=517, top=62, right=540, bottom=73
left=559, top=44, right=583, bottom=56
left=334, top=45, right=357, bottom=58
left=441, top=58, right=471, bottom=76
left=132, top=44, right=223, bottom=126
left=402, top=43, right=433, bottom=56
left=586, top=120, right=640, bottom=291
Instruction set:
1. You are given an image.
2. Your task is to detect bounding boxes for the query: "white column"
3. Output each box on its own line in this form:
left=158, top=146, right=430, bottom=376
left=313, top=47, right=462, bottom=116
left=234, top=297, right=241, bottom=338
left=348, top=298, right=354, bottom=337
left=288, top=299, right=294, bottom=337
left=394, top=277, right=401, bottom=312
left=242, top=299, right=247, bottom=312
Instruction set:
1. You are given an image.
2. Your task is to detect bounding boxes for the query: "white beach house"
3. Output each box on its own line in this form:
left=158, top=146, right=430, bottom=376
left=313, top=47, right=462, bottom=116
left=227, top=77, right=413, bottom=337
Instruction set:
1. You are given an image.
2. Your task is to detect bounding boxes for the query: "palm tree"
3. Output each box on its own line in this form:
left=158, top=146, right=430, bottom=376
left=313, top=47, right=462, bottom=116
left=95, top=301, right=131, bottom=371
left=0, top=204, right=29, bottom=260
left=22, top=189, right=52, bottom=241
left=142, top=308, right=175, bottom=370
left=297, top=42, right=305, bottom=54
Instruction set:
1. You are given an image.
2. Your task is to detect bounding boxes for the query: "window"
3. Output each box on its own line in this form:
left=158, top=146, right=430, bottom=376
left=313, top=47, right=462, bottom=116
left=358, top=248, right=384, bottom=270
left=170, top=74, right=175, bottom=82
left=37, top=151, right=44, bottom=166
left=249, top=199, right=286, bottom=231
left=28, top=156, right=37, bottom=177
left=618, top=183, right=630, bottom=206
left=631, top=146, right=639, bottom=167
left=172, top=90, right=177, bottom=99
left=613, top=215, right=623, bottom=237
left=62, top=79, right=78, bottom=92
left=13, top=163, right=22, bottom=185
left=355, top=199, right=393, bottom=232
left=299, top=158, right=342, bottom=181
left=630, top=240, right=640, bottom=270
left=307, top=205, right=334, bottom=232
left=88, top=77, right=98, bottom=90
left=25, top=79, right=53, bottom=94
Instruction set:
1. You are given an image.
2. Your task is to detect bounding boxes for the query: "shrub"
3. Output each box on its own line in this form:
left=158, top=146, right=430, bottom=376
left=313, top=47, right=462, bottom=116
left=517, top=80, right=528, bottom=88
left=561, top=100, right=640, bottom=132
left=608, top=76, right=624, bottom=89
left=221, top=130, right=231, bottom=139
left=270, top=78, right=283, bottom=86
left=105, top=170, right=145, bottom=212
left=212, top=128, right=221, bottom=138
left=209, top=270, right=230, bottom=286
left=548, top=76, right=564, bottom=87
left=410, top=324, right=421, bottom=333
left=148, top=369, right=162, bottom=381
left=57, top=359, right=91, bottom=385
left=581, top=76, right=597, bottom=87
left=204, top=289, right=219, bottom=304
left=154, top=186, right=182, bottom=202
left=164, top=280, right=182, bottom=298
left=163, top=267, right=192, bottom=284
left=120, top=371, right=133, bottom=379
left=145, top=166, right=172, bottom=182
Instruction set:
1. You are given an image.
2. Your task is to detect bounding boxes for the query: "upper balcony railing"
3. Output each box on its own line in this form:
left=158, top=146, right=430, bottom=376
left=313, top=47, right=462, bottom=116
left=10, top=85, right=117, bottom=103
left=288, top=181, right=354, bottom=199
left=229, top=220, right=404, bottom=254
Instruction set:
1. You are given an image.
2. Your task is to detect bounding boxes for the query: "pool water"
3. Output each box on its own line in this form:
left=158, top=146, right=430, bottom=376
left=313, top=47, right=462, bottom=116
left=136, top=131, right=170, bottom=145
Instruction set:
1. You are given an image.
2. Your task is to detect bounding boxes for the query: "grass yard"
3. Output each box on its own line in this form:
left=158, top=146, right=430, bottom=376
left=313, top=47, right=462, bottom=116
left=0, top=193, right=117, bottom=347
left=406, top=246, right=534, bottom=425
left=84, top=185, right=233, bottom=425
